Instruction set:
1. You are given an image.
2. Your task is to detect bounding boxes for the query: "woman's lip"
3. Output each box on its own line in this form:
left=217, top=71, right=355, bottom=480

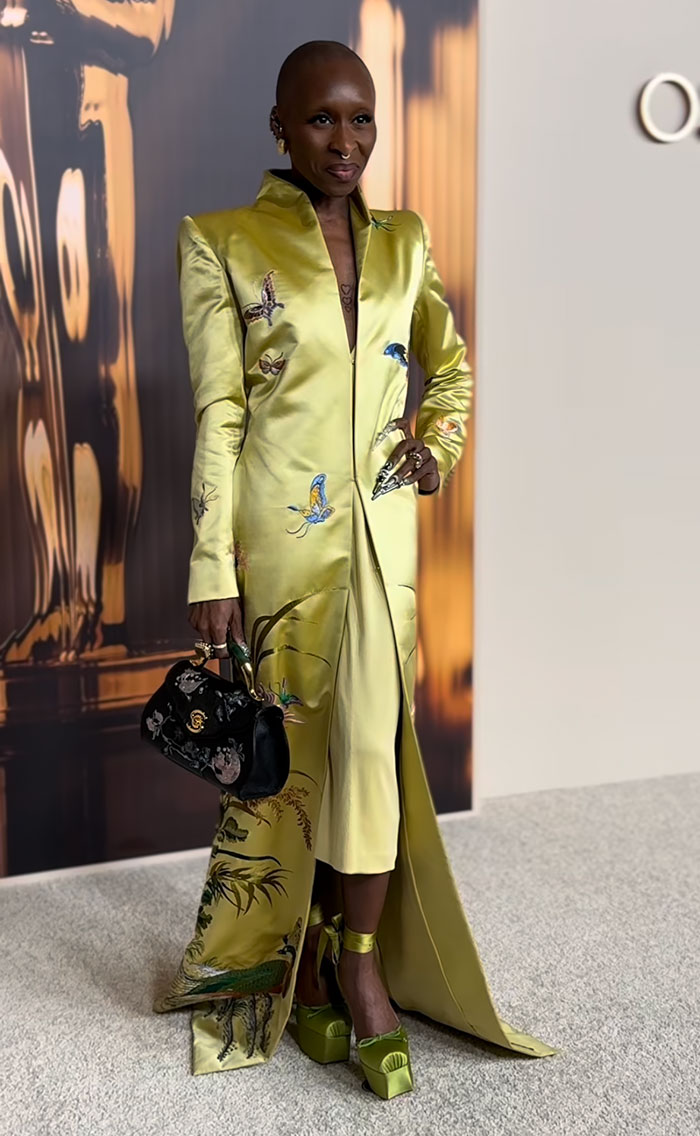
left=327, top=164, right=359, bottom=180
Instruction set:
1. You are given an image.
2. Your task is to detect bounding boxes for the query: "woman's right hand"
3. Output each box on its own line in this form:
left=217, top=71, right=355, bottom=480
left=188, top=597, right=247, bottom=659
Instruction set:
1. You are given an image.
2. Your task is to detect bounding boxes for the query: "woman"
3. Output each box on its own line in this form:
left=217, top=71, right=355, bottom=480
left=155, top=40, right=556, bottom=1098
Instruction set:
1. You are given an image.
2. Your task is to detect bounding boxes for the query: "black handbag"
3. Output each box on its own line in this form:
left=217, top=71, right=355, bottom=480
left=140, top=632, right=289, bottom=800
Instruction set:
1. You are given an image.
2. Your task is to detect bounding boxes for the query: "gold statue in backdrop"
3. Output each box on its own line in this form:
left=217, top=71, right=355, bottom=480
left=354, top=0, right=479, bottom=793
left=0, top=0, right=175, bottom=663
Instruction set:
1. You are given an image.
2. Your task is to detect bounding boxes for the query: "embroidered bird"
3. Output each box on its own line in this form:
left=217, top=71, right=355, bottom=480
left=243, top=270, right=285, bottom=327
left=180, top=928, right=301, bottom=999
left=384, top=342, right=408, bottom=369
left=271, top=678, right=304, bottom=723
left=286, top=473, right=335, bottom=538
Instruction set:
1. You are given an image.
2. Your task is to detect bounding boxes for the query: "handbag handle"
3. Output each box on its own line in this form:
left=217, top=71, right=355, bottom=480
left=227, top=633, right=263, bottom=701
left=189, top=633, right=263, bottom=701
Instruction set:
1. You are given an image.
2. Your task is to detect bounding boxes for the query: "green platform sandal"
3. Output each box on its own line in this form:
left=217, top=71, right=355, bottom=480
left=294, top=905, right=352, bottom=1064
left=341, top=925, right=414, bottom=1100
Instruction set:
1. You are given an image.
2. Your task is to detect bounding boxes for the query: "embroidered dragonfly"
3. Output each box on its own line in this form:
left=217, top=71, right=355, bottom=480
left=370, top=213, right=397, bottom=232
left=243, top=270, right=285, bottom=327
left=384, top=342, right=409, bottom=369
left=192, top=481, right=219, bottom=525
left=286, top=473, right=335, bottom=538
left=258, top=352, right=287, bottom=376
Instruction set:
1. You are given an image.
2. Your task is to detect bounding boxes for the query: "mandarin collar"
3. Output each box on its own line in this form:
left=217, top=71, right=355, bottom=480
left=255, top=168, right=372, bottom=227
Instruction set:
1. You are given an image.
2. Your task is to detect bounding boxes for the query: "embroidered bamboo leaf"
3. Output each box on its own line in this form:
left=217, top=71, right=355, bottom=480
left=216, top=848, right=282, bottom=865
left=204, top=861, right=290, bottom=916
left=251, top=595, right=307, bottom=669
left=256, top=644, right=330, bottom=670
left=289, top=768, right=318, bottom=785
left=223, top=798, right=273, bottom=826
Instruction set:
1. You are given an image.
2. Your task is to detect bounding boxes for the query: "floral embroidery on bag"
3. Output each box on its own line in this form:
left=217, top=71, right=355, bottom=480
left=286, top=473, right=335, bottom=537
left=213, top=687, right=249, bottom=723
left=174, top=669, right=208, bottom=696
left=145, top=707, right=168, bottom=738
left=211, top=742, right=243, bottom=785
left=383, top=342, right=408, bottom=369
left=242, top=270, right=285, bottom=327
left=192, top=481, right=219, bottom=525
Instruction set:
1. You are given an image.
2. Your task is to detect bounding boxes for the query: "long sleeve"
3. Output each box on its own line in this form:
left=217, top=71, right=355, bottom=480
left=410, top=212, right=474, bottom=496
left=177, top=215, right=247, bottom=604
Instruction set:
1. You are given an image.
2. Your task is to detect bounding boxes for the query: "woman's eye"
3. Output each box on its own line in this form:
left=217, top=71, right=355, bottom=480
left=309, top=113, right=373, bottom=126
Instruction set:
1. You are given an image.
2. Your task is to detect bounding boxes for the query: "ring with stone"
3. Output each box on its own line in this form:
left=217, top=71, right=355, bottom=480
left=412, top=451, right=424, bottom=467
left=194, top=639, right=214, bottom=659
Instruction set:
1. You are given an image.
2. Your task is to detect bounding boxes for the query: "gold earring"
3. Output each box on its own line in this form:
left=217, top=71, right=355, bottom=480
left=276, top=136, right=287, bottom=155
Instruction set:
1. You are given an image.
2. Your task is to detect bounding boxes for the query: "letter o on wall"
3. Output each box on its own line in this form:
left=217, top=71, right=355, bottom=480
left=639, top=73, right=700, bottom=143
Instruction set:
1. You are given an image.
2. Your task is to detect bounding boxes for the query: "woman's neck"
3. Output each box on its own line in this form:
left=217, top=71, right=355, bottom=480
left=272, top=166, right=350, bottom=223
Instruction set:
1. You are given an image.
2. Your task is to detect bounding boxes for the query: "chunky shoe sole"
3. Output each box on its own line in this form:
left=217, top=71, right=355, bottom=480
left=356, top=1025, right=414, bottom=1099
left=295, top=1003, right=352, bottom=1064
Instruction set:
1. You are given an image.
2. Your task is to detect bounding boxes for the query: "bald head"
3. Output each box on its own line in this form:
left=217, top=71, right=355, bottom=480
left=270, top=40, right=377, bottom=199
left=276, top=40, right=373, bottom=112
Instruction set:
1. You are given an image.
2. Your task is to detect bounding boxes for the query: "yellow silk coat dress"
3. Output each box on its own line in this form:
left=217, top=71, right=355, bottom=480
left=154, top=169, right=557, bottom=1073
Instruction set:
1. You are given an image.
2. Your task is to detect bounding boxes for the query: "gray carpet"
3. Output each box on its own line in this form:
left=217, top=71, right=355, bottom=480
left=1, top=773, right=698, bottom=1136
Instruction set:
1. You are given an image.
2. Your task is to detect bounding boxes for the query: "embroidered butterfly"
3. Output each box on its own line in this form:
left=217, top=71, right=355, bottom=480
left=192, top=481, right=219, bottom=525
left=435, top=415, right=462, bottom=438
left=243, top=270, right=285, bottom=327
left=384, top=342, right=408, bottom=369
left=258, top=352, right=287, bottom=376
left=286, top=473, right=335, bottom=538
left=370, top=213, right=397, bottom=232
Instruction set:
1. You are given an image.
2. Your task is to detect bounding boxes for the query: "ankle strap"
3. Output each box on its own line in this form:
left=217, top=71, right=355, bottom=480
left=308, top=901, right=325, bottom=928
left=342, top=925, right=377, bottom=953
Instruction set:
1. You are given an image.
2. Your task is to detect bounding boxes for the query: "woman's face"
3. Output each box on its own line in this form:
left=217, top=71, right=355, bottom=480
left=277, top=58, right=377, bottom=199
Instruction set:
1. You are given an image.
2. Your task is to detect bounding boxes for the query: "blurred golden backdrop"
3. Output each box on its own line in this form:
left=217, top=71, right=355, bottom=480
left=0, top=0, right=477, bottom=874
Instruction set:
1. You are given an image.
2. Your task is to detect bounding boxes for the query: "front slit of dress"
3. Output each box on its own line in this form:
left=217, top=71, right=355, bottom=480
left=315, top=343, right=403, bottom=875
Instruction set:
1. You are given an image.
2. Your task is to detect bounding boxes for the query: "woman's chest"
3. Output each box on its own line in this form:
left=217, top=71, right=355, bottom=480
left=319, top=223, right=358, bottom=352
left=222, top=211, right=423, bottom=383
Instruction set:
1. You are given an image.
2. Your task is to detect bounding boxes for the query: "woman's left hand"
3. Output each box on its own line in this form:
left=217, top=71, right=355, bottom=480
left=380, top=416, right=440, bottom=494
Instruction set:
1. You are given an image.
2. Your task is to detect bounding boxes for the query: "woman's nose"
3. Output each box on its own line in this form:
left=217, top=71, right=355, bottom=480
left=330, top=130, right=355, bottom=156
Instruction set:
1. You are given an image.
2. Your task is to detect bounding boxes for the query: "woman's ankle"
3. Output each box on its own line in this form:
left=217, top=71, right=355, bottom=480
left=337, top=948, right=400, bottom=1038
left=295, top=928, right=330, bottom=1006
